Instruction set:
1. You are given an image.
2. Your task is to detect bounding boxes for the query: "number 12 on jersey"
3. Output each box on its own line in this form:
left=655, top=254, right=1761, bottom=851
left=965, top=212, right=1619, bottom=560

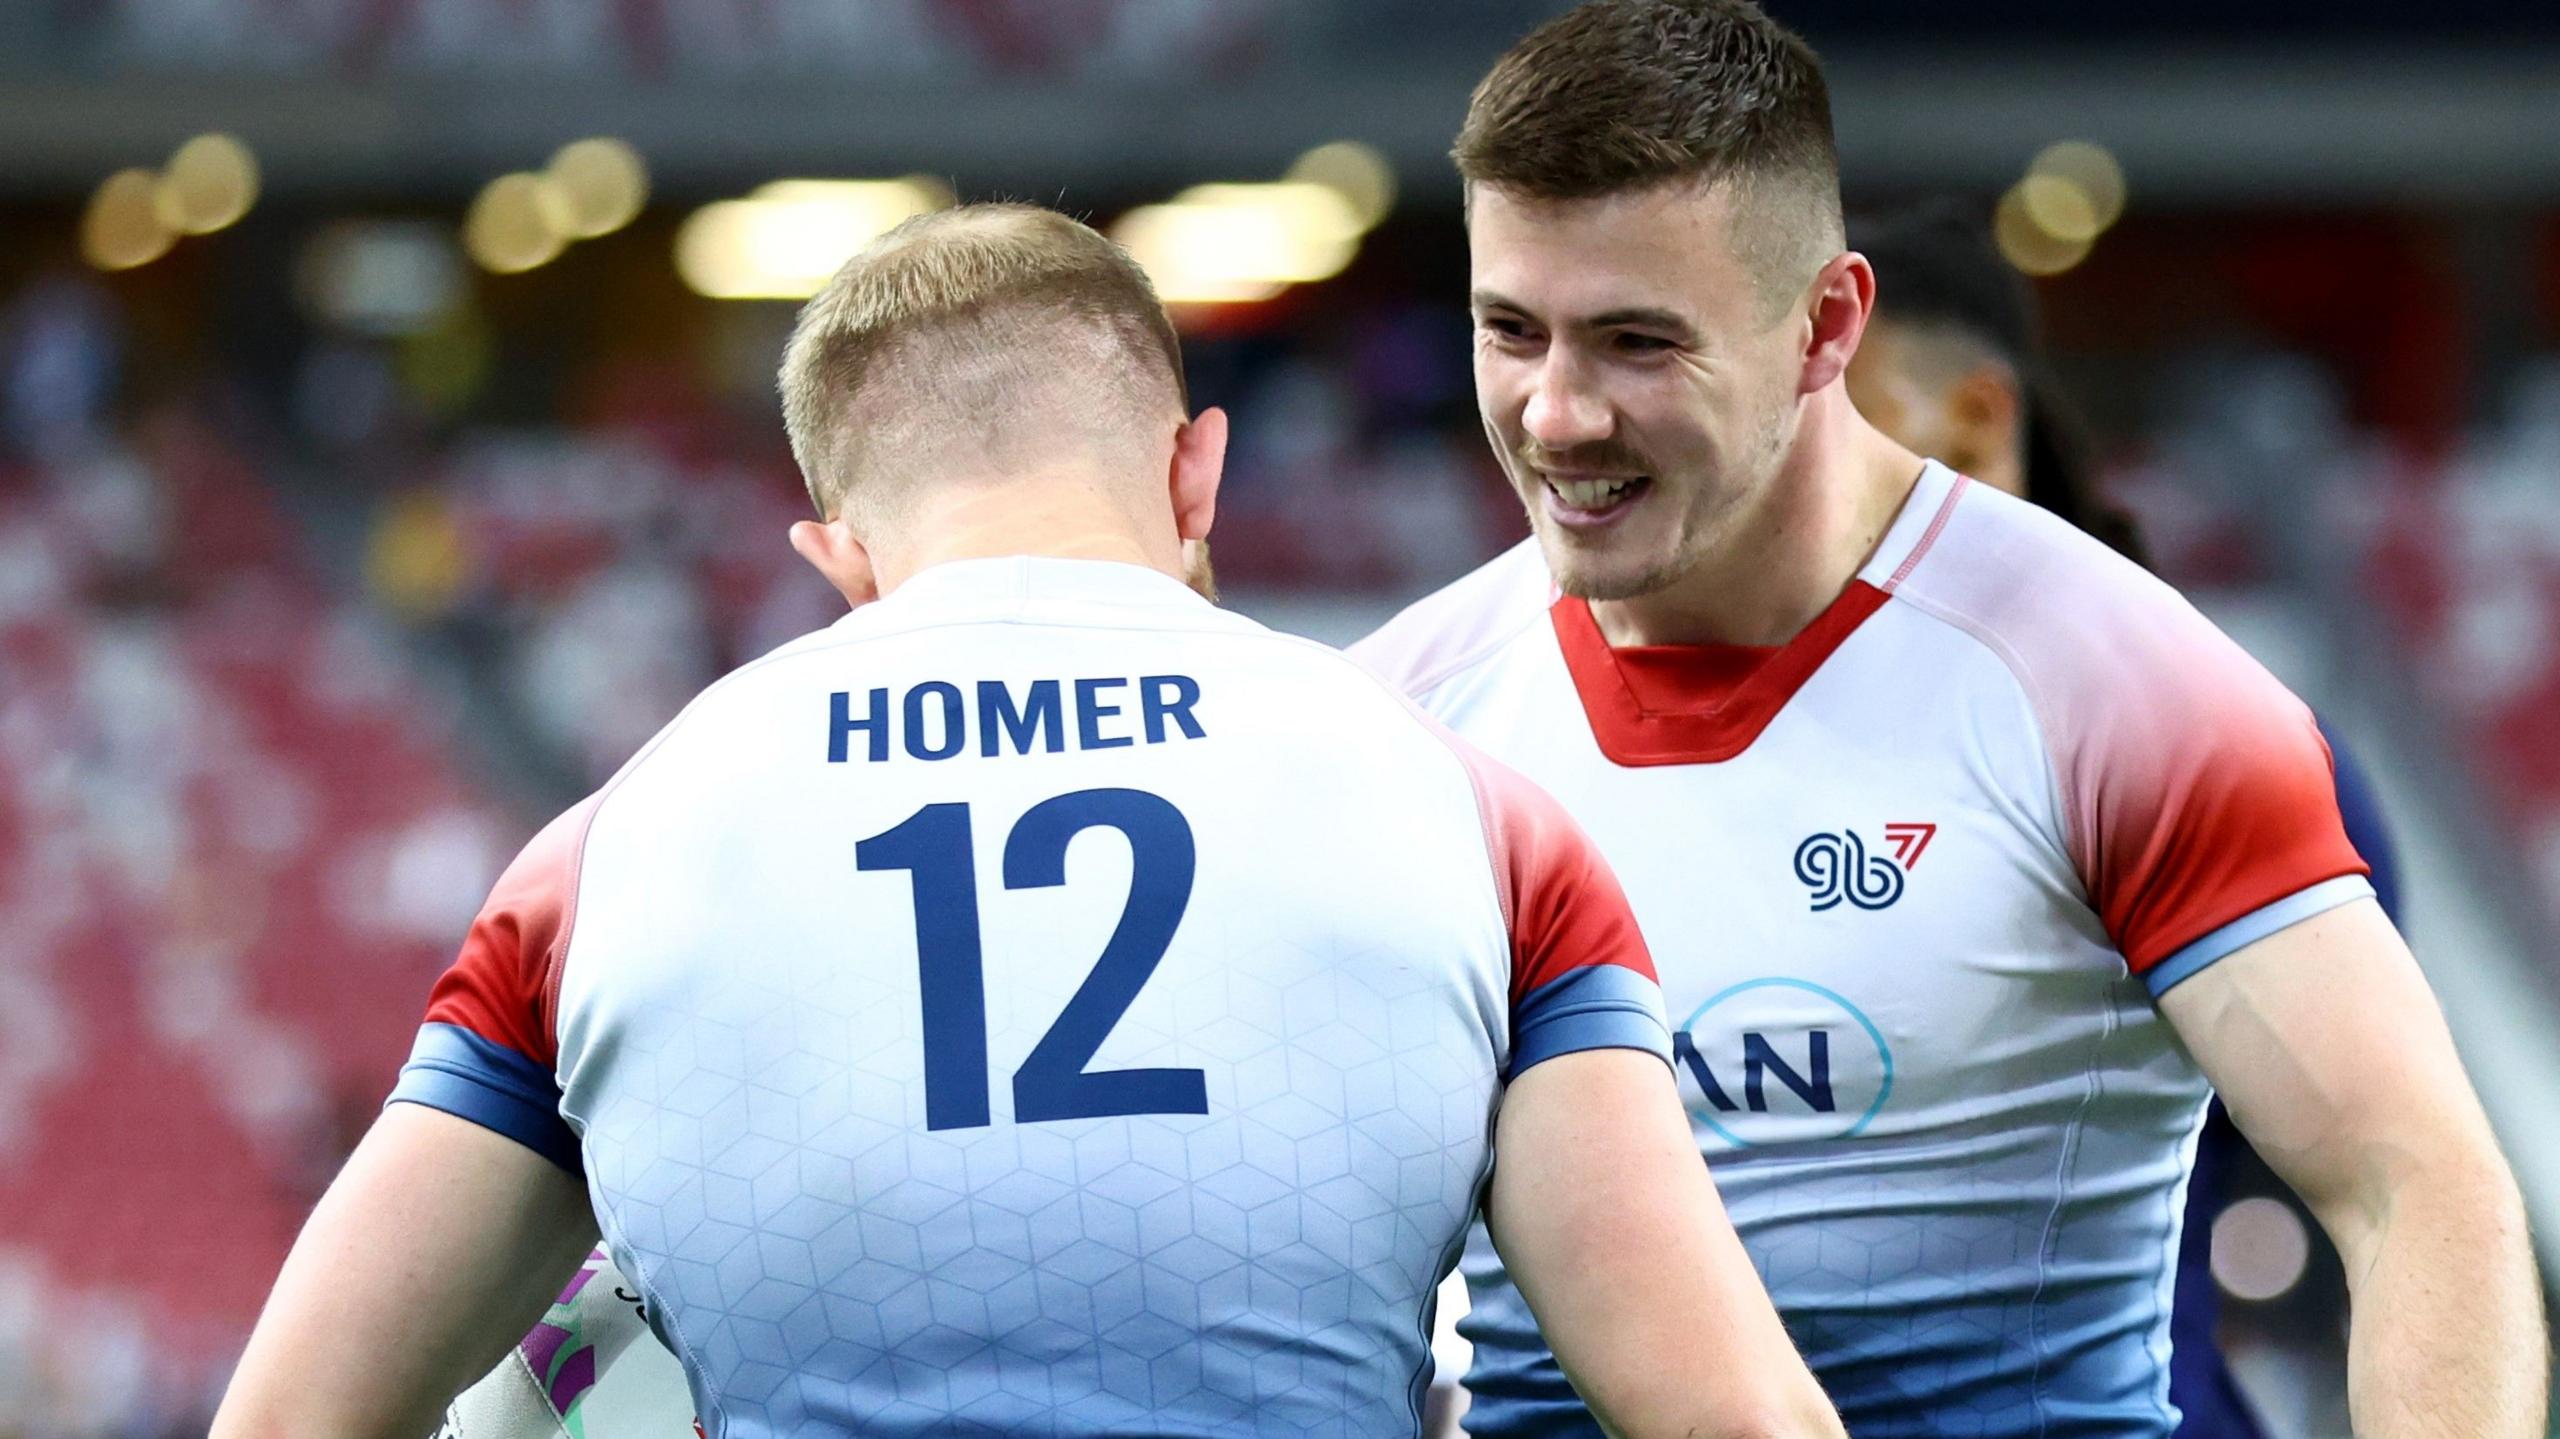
left=856, top=787, right=1209, bottom=1131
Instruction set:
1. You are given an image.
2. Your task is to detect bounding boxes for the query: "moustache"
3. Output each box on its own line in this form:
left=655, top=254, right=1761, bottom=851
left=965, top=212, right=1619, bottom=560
left=1515, top=439, right=1654, bottom=477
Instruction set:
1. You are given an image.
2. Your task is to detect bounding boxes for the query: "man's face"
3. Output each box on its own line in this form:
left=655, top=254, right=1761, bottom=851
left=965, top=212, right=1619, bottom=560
left=1468, top=181, right=1810, bottom=602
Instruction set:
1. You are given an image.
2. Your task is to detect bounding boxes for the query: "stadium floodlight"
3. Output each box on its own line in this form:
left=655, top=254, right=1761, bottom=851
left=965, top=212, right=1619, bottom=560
left=82, top=168, right=177, bottom=271
left=1286, top=141, right=1397, bottom=231
left=1994, top=181, right=2094, bottom=277
left=2028, top=140, right=2128, bottom=233
left=2015, top=173, right=2103, bottom=246
left=544, top=139, right=649, bottom=241
left=156, top=134, right=260, bottom=236
left=464, top=173, right=573, bottom=275
left=674, top=177, right=953, bottom=300
left=1111, top=181, right=1366, bottom=306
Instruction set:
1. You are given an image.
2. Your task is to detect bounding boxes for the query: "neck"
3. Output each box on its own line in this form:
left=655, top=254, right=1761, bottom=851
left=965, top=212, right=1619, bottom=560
left=1589, top=391, right=1927, bottom=648
left=871, top=468, right=1179, bottom=595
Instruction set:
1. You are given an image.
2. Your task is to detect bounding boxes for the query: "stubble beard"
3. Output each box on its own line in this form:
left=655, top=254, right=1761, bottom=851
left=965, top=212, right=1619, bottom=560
left=1540, top=400, right=1796, bottom=606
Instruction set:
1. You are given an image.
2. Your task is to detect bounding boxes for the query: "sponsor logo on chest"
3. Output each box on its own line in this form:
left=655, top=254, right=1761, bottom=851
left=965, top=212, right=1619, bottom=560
left=1792, top=821, right=1934, bottom=910
left=1661, top=821, right=1940, bottom=1146
left=1672, top=979, right=1895, bottom=1147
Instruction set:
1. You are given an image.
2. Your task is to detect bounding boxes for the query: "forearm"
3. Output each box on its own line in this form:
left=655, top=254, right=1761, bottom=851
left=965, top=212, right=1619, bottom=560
left=1489, top=1050, right=1844, bottom=1439
left=2330, top=1161, right=2546, bottom=1439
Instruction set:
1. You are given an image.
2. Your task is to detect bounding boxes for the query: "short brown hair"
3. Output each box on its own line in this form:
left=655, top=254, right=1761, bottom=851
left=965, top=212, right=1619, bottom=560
left=778, top=203, right=1188, bottom=521
left=1455, top=0, right=1843, bottom=293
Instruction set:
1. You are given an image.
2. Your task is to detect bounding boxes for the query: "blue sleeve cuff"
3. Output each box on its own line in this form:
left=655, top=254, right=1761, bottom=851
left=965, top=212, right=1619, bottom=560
left=1509, top=965, right=1674, bottom=1079
left=2142, top=875, right=2377, bottom=998
left=387, top=1022, right=581, bottom=1173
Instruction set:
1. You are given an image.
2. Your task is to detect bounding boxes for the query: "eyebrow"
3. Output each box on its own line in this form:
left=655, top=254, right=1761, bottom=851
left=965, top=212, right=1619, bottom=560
left=1470, top=290, right=1697, bottom=342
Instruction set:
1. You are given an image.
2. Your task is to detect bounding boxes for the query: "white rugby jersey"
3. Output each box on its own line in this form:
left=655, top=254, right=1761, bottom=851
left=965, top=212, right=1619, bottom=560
left=391, top=557, right=1672, bottom=1439
left=1353, top=463, right=2372, bottom=1439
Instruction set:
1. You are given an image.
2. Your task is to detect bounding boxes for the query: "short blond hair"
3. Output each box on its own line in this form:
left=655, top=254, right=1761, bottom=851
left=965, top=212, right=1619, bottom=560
left=778, top=203, right=1189, bottom=521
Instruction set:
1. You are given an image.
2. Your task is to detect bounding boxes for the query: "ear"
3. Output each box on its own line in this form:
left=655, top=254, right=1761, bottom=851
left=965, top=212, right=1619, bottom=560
left=1942, top=364, right=2023, bottom=473
left=1798, top=249, right=1878, bottom=397
left=1168, top=405, right=1227, bottom=543
left=789, top=517, right=880, bottom=608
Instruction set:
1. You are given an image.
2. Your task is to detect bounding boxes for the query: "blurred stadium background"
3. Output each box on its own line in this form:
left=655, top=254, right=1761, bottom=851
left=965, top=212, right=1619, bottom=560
left=2, top=1, right=2558, bottom=1434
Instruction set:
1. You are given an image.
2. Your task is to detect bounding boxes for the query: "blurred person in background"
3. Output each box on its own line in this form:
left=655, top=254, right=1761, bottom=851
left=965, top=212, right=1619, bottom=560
left=214, top=203, right=1842, bottom=1439
left=1354, top=1, right=2543, bottom=1435
left=1845, top=200, right=2409, bottom=1439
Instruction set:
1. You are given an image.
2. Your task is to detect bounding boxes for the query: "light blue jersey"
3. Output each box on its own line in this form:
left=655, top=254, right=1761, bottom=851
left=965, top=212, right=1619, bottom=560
left=395, top=559, right=1671, bottom=1437
left=1355, top=467, right=2373, bottom=1437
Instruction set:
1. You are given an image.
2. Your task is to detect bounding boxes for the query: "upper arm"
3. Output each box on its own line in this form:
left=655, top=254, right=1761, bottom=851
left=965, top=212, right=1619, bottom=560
left=2160, top=899, right=2511, bottom=1255
left=217, top=798, right=611, bottom=1436
left=213, top=1104, right=599, bottom=1439
left=1447, top=745, right=1836, bottom=1436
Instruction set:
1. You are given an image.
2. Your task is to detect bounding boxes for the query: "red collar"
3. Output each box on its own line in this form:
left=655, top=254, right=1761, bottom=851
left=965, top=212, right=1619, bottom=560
left=1549, top=580, right=1891, bottom=767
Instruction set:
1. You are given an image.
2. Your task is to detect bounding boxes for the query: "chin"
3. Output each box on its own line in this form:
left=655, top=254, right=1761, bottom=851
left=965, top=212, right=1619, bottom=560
left=1538, top=535, right=1685, bottom=604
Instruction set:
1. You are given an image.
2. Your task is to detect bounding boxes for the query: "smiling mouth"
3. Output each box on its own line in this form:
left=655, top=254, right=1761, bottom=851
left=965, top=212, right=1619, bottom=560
left=1543, top=474, right=1651, bottom=512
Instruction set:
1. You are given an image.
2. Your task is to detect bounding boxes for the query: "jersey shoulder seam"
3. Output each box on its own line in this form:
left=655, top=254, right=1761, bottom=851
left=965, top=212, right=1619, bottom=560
left=1877, top=585, right=2079, bottom=874
left=1387, top=601, right=1550, bottom=703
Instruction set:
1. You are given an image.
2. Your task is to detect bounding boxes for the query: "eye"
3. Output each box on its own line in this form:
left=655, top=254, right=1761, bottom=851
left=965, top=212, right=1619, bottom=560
left=1613, top=332, right=1676, bottom=355
left=1478, top=314, right=1537, bottom=344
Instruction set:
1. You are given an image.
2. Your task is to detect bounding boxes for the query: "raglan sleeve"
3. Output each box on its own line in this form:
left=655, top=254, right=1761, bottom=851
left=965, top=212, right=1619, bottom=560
left=1448, top=742, right=1673, bottom=1078
left=383, top=795, right=599, bottom=1172
left=2058, top=609, right=2374, bottom=997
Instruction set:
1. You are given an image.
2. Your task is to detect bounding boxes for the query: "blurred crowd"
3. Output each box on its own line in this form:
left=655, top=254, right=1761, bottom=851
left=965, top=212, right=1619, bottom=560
left=0, top=390, right=514, bottom=1430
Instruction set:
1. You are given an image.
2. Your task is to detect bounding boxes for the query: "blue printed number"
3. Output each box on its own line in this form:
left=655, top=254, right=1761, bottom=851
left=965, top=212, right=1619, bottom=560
left=855, top=803, right=993, bottom=1130
left=856, top=788, right=1206, bottom=1131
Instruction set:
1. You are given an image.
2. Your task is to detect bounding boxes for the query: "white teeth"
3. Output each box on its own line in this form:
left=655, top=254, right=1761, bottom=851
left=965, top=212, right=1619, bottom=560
left=1549, top=477, right=1637, bottom=510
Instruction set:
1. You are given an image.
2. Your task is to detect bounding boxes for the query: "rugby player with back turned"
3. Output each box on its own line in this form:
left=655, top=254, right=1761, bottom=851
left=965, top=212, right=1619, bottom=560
left=211, top=204, right=1842, bottom=1439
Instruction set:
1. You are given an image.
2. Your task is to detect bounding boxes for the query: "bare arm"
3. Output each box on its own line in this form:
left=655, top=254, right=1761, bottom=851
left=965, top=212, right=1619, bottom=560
left=2161, top=898, right=2546, bottom=1438
left=213, top=1103, right=600, bottom=1439
left=1484, top=1047, right=1844, bottom=1439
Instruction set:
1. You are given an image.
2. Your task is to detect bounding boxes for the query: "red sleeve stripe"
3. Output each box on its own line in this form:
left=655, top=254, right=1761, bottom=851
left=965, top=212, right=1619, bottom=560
left=422, top=791, right=605, bottom=1066
left=1415, top=717, right=1658, bottom=1006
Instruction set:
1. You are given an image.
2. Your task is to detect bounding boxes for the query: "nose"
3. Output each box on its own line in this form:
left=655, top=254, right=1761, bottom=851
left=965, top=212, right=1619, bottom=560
left=1520, top=349, right=1613, bottom=452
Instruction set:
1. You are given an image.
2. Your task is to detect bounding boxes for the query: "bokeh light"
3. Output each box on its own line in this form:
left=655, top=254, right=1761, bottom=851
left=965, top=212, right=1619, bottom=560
left=1286, top=141, right=1396, bottom=231
left=1994, top=181, right=2094, bottom=277
left=155, top=133, right=260, bottom=236
left=1114, top=180, right=1374, bottom=306
left=82, top=168, right=178, bottom=271
left=298, top=221, right=465, bottom=336
left=2029, top=140, right=2128, bottom=232
left=545, top=138, right=649, bottom=240
left=2016, top=173, right=2103, bottom=245
left=463, top=172, right=571, bottom=274
left=674, top=177, right=953, bottom=300
left=2210, top=1197, right=2313, bottom=1302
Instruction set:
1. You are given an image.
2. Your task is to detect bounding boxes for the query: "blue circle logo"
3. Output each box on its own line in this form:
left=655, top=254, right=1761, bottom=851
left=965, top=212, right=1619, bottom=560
left=1675, top=978, right=1894, bottom=1148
